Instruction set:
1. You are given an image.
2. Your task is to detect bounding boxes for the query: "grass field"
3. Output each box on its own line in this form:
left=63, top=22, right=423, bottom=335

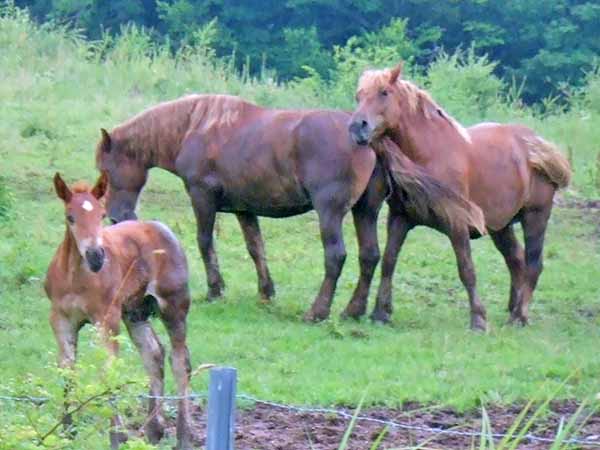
left=1, top=6, right=600, bottom=449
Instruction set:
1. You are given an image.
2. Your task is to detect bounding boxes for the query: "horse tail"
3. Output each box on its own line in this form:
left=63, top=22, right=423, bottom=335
left=378, top=138, right=486, bottom=235
left=525, top=136, right=571, bottom=189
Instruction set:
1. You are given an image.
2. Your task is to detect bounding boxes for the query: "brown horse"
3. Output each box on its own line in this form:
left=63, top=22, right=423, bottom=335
left=95, top=94, right=480, bottom=322
left=44, top=172, right=193, bottom=449
left=349, top=63, right=571, bottom=330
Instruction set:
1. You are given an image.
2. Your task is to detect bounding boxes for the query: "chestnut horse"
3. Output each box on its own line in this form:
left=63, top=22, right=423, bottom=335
left=349, top=64, right=571, bottom=330
left=45, top=172, right=192, bottom=449
left=96, top=94, right=482, bottom=322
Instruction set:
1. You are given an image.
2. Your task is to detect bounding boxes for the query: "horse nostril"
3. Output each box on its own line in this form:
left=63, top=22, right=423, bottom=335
left=110, top=217, right=118, bottom=225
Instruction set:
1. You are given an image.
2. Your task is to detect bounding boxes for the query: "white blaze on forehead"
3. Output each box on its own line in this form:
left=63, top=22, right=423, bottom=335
left=82, top=200, right=94, bottom=212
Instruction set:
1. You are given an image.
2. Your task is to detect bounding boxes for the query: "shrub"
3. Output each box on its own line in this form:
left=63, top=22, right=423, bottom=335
left=425, top=47, right=505, bottom=122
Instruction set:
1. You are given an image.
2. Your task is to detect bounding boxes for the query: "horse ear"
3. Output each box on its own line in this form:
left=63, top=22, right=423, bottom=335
left=389, top=62, right=403, bottom=85
left=100, top=128, right=111, bottom=154
left=53, top=172, right=72, bottom=203
left=91, top=170, right=108, bottom=199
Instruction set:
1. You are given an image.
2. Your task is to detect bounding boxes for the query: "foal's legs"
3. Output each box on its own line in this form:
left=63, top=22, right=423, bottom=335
left=160, top=293, right=193, bottom=450
left=511, top=204, right=552, bottom=325
left=304, top=201, right=347, bottom=322
left=371, top=209, right=412, bottom=323
left=99, top=315, right=129, bottom=449
left=449, top=229, right=487, bottom=331
left=124, top=318, right=166, bottom=444
left=236, top=212, right=275, bottom=301
left=490, top=226, right=526, bottom=315
left=50, top=310, right=78, bottom=430
left=188, top=184, right=225, bottom=300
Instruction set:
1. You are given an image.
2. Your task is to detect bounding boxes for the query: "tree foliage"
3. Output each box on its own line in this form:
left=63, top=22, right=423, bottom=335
left=13, top=0, right=600, bottom=103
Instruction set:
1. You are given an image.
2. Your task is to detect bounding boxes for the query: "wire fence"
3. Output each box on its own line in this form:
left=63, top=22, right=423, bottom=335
left=1, top=391, right=599, bottom=447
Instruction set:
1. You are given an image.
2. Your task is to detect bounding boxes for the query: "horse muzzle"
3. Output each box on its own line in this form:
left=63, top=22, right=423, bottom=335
left=85, top=247, right=105, bottom=272
left=349, top=120, right=371, bottom=146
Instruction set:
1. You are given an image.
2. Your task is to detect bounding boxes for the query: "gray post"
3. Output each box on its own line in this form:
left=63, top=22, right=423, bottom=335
left=207, top=367, right=237, bottom=450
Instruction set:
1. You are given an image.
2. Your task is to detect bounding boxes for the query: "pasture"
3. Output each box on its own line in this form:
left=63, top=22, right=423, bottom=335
left=1, top=7, right=600, bottom=449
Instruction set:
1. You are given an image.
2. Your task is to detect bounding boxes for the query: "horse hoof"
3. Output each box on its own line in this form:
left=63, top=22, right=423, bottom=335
left=206, top=289, right=224, bottom=302
left=109, top=431, right=128, bottom=450
left=470, top=316, right=487, bottom=332
left=340, top=304, right=365, bottom=321
left=145, top=416, right=165, bottom=444
left=260, top=282, right=275, bottom=300
left=508, top=315, right=529, bottom=327
left=370, top=310, right=391, bottom=324
left=303, top=308, right=329, bottom=323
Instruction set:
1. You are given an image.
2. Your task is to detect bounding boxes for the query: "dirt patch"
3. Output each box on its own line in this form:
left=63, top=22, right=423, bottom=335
left=159, top=400, right=600, bottom=449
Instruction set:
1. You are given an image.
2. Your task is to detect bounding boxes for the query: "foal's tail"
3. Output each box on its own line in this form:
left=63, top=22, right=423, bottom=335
left=525, top=136, right=571, bottom=189
left=378, top=138, right=486, bottom=235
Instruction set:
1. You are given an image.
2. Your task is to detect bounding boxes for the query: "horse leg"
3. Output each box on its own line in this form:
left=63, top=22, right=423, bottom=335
left=188, top=184, right=225, bottom=300
left=490, top=226, right=526, bottom=316
left=371, top=210, right=412, bottom=323
left=512, top=204, right=552, bottom=325
left=123, top=318, right=166, bottom=444
left=98, top=315, right=128, bottom=449
left=236, top=212, right=275, bottom=301
left=341, top=202, right=381, bottom=320
left=303, top=206, right=347, bottom=322
left=449, top=229, right=487, bottom=331
left=159, top=293, right=193, bottom=450
left=49, top=310, right=78, bottom=432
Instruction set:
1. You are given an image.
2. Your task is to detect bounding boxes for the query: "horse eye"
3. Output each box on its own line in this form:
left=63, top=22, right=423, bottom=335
left=67, top=215, right=75, bottom=224
left=380, top=90, right=388, bottom=97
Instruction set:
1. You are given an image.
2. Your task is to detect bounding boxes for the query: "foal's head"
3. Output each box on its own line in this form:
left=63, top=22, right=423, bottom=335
left=95, top=128, right=147, bottom=224
left=54, top=172, right=108, bottom=272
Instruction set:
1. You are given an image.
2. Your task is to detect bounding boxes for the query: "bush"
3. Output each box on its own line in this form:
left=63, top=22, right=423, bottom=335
left=425, top=47, right=505, bottom=122
left=0, top=330, right=149, bottom=450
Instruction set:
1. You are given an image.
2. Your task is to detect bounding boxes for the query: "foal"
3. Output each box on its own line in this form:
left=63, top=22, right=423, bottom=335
left=44, top=172, right=193, bottom=449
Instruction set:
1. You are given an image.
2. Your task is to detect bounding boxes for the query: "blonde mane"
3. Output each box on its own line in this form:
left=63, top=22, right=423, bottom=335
left=357, top=68, right=472, bottom=144
left=71, top=181, right=92, bottom=194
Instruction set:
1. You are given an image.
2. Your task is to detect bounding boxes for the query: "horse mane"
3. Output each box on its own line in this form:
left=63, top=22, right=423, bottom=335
left=378, top=137, right=486, bottom=235
left=96, top=95, right=202, bottom=168
left=96, top=94, right=252, bottom=169
left=71, top=181, right=92, bottom=193
left=357, top=69, right=472, bottom=144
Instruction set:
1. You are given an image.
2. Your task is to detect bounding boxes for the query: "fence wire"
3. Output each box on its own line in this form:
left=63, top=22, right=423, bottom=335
left=1, top=392, right=599, bottom=447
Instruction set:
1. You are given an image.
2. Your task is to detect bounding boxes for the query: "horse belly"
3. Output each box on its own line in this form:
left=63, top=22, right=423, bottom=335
left=214, top=130, right=313, bottom=217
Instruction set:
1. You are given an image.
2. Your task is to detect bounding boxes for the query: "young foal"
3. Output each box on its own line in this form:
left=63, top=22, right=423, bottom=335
left=44, top=172, right=192, bottom=449
left=349, top=63, right=571, bottom=330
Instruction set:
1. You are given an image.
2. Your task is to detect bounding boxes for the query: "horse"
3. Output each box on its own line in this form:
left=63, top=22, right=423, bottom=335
left=348, top=63, right=571, bottom=330
left=44, top=172, right=193, bottom=449
left=95, top=94, right=483, bottom=322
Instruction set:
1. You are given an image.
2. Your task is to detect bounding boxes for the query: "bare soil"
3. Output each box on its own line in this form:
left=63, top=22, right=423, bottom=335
left=161, top=400, right=600, bottom=449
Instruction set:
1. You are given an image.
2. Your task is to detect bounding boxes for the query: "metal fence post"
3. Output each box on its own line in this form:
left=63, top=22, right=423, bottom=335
left=207, top=367, right=237, bottom=450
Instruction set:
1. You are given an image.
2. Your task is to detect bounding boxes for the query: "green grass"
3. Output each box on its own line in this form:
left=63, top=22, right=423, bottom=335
left=1, top=6, right=600, bottom=448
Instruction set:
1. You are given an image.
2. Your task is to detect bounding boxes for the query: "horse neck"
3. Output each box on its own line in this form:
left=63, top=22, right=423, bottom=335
left=392, top=109, right=466, bottom=165
left=112, top=101, right=196, bottom=173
